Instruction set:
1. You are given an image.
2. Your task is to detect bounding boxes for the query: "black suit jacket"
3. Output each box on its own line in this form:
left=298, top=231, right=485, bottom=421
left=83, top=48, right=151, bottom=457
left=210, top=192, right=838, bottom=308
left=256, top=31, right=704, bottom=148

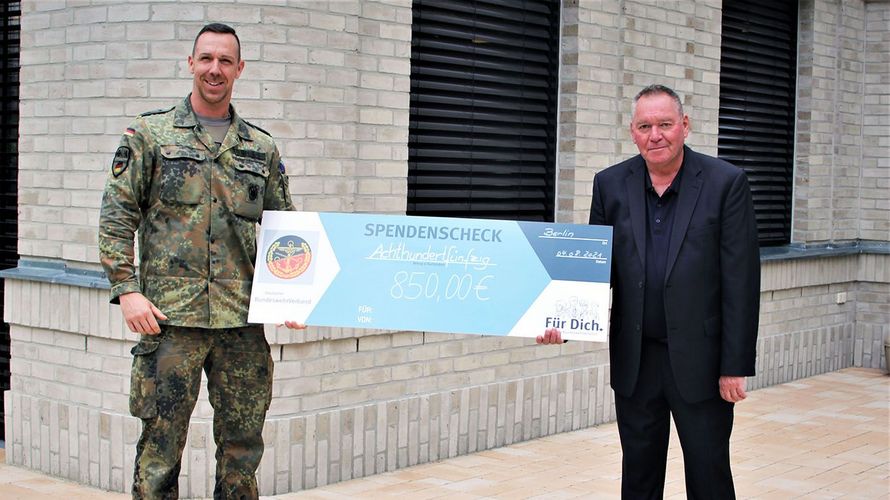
left=590, top=146, right=760, bottom=403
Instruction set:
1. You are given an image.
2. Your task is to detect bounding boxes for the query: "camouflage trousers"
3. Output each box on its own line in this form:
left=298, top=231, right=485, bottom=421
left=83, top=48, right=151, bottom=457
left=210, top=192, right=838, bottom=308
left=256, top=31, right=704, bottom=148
left=129, top=325, right=274, bottom=500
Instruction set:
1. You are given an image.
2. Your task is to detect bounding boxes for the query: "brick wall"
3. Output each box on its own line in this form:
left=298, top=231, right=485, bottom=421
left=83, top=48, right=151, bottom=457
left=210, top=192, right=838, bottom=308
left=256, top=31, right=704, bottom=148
left=794, top=0, right=890, bottom=244
left=558, top=0, right=723, bottom=225
left=17, top=0, right=411, bottom=267
left=853, top=253, right=890, bottom=369
left=863, top=1, right=890, bottom=242
left=8, top=254, right=886, bottom=495
left=556, top=2, right=622, bottom=225
left=5, top=0, right=888, bottom=497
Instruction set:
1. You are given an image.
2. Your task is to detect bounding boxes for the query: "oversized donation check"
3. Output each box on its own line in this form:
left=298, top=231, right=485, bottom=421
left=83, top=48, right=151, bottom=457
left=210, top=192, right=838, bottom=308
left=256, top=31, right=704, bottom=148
left=248, top=212, right=612, bottom=342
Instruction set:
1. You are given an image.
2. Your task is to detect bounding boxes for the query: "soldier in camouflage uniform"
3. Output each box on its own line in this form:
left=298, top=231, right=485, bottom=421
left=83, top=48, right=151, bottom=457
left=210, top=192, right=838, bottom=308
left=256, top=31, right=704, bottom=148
left=98, top=23, right=303, bottom=500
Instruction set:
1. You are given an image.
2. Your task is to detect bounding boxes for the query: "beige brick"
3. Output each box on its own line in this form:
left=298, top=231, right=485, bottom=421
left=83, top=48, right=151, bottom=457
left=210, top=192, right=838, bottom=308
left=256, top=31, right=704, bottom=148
left=309, top=12, right=347, bottom=32
left=9, top=1, right=887, bottom=496
left=308, top=85, right=345, bottom=103
left=308, top=48, right=346, bottom=67
left=107, top=4, right=149, bottom=22
left=125, top=23, right=175, bottom=41
left=149, top=4, right=203, bottom=22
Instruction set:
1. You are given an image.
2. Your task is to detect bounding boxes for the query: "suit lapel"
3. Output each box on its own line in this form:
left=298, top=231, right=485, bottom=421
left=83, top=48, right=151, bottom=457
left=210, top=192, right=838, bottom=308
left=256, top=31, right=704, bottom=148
left=625, top=158, right=647, bottom=268
left=665, top=147, right=703, bottom=283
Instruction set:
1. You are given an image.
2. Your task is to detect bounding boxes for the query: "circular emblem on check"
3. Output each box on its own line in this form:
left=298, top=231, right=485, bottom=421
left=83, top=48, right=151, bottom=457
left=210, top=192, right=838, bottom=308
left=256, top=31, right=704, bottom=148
left=266, top=235, right=312, bottom=279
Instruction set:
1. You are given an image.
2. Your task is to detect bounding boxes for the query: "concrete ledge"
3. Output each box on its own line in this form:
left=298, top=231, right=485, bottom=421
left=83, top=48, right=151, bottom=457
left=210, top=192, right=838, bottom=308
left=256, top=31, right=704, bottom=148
left=2, top=241, right=888, bottom=289
left=0, top=260, right=109, bottom=289
left=761, top=240, right=890, bottom=261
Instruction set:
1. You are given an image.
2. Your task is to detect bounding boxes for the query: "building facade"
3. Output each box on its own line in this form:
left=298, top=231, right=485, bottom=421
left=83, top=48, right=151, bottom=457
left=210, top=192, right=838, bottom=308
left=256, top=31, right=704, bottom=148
left=2, top=0, right=888, bottom=496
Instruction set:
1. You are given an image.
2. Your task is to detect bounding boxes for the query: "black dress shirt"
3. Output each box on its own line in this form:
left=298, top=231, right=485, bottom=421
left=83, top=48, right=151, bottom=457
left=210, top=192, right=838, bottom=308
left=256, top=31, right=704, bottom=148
left=642, top=164, right=683, bottom=341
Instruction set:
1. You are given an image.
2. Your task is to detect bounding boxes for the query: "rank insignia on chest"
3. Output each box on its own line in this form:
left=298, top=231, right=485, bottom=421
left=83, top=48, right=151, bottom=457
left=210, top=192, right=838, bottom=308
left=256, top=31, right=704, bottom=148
left=112, top=146, right=131, bottom=177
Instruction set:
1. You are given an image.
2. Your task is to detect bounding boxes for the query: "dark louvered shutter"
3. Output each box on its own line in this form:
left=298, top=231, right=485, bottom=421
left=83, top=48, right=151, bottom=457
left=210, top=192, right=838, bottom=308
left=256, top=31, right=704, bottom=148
left=408, top=0, right=560, bottom=221
left=0, top=1, right=21, bottom=439
left=718, top=0, right=798, bottom=246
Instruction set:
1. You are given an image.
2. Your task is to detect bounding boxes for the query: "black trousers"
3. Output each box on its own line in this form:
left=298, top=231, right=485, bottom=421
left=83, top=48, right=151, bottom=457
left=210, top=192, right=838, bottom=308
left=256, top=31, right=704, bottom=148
left=615, top=339, right=736, bottom=499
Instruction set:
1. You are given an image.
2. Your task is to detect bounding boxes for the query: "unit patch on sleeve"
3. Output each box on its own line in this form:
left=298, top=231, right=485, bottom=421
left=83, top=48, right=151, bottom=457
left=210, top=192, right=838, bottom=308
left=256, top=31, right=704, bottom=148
left=112, top=146, right=131, bottom=177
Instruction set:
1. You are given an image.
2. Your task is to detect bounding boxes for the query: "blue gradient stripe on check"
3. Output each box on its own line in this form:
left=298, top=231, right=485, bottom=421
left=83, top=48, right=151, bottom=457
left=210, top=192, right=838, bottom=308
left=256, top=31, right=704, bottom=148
left=295, top=214, right=610, bottom=336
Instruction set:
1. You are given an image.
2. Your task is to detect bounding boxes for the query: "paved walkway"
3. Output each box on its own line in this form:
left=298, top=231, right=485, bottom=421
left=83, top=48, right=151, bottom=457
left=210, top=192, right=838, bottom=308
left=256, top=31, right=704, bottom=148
left=1, top=368, right=887, bottom=499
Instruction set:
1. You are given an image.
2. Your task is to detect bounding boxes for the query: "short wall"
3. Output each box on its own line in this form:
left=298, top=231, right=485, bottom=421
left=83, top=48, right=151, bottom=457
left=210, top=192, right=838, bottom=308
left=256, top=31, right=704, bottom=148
left=4, top=251, right=887, bottom=496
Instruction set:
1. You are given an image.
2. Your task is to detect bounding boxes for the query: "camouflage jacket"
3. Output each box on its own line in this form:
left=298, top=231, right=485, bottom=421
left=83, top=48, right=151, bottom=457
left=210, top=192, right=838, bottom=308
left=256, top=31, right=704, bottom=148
left=98, top=96, right=295, bottom=328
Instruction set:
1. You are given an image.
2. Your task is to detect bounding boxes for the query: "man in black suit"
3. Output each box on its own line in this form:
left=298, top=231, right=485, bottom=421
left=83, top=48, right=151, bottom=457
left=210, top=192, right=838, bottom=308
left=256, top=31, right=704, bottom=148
left=538, top=84, right=761, bottom=498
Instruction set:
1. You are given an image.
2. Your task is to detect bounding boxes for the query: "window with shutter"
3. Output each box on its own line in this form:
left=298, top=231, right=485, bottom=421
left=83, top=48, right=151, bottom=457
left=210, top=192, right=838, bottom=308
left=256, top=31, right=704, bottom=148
left=408, top=0, right=560, bottom=221
left=718, top=0, right=798, bottom=246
